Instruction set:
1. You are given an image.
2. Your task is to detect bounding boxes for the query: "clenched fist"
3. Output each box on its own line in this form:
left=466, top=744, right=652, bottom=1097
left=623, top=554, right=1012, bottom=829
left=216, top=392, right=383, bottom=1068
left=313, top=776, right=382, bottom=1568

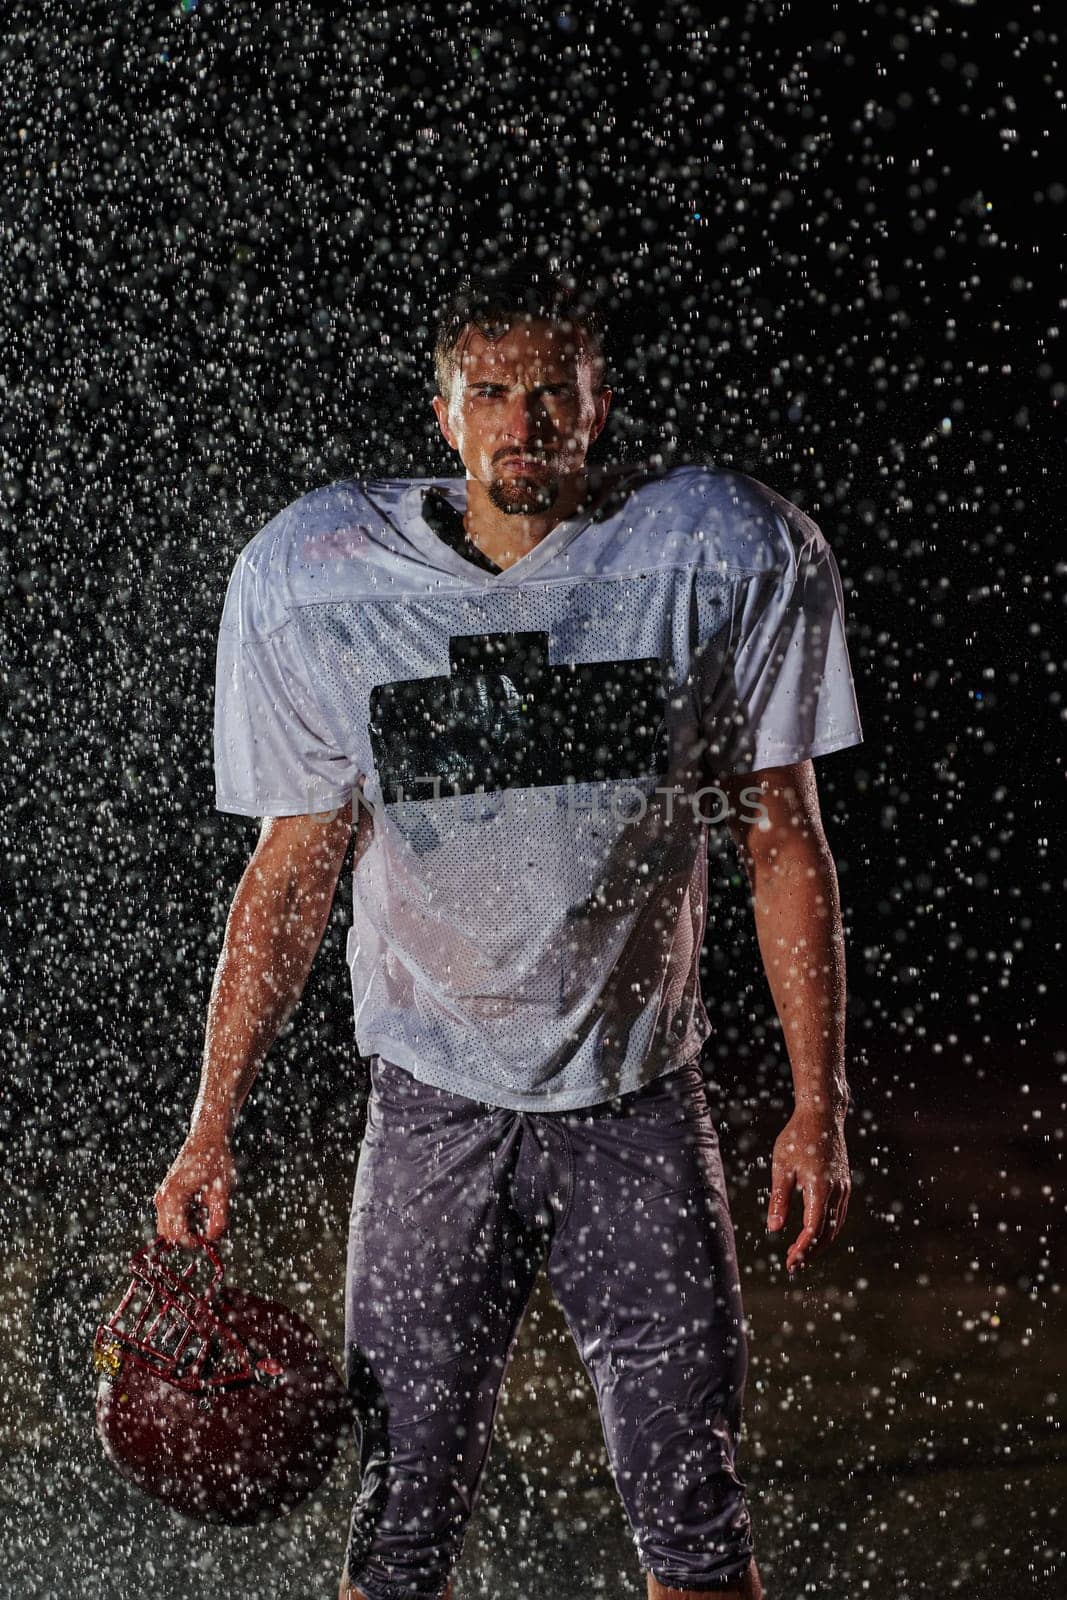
left=154, top=1134, right=236, bottom=1248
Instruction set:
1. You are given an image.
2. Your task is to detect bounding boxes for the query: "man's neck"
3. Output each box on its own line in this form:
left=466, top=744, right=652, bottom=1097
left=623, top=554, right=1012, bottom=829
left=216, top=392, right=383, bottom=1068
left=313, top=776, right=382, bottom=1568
left=462, top=468, right=615, bottom=571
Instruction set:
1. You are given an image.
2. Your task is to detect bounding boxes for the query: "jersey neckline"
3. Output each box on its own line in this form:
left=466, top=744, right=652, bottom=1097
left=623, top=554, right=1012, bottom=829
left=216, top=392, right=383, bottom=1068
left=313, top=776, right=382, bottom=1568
left=374, top=469, right=651, bottom=586
left=420, top=485, right=504, bottom=575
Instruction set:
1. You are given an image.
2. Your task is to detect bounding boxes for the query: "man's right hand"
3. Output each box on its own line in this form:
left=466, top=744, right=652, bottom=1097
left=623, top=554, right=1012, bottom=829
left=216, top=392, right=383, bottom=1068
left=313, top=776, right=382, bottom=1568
left=154, top=1135, right=237, bottom=1248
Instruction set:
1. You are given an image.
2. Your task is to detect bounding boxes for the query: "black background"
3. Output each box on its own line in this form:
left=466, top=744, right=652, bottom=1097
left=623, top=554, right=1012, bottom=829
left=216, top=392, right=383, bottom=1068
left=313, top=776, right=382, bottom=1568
left=2, top=0, right=1062, bottom=1230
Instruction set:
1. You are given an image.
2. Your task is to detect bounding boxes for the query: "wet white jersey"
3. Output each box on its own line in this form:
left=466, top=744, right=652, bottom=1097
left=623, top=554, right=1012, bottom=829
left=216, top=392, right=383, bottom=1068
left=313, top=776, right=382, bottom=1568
left=213, top=465, right=863, bottom=1110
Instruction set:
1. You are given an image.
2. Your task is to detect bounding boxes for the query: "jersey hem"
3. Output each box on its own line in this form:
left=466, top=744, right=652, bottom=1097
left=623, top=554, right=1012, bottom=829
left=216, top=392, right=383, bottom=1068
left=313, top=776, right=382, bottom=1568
left=214, top=790, right=354, bottom=818
left=357, top=1034, right=709, bottom=1113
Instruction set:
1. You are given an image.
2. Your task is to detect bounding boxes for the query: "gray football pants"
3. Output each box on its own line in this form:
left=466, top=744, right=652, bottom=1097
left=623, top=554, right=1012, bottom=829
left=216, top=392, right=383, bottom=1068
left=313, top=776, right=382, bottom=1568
left=344, top=1054, right=754, bottom=1598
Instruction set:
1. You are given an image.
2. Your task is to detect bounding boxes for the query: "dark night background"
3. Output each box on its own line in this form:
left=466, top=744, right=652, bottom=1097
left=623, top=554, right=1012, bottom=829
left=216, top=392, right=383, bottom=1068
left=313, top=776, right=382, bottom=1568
left=1, top=2, right=1063, bottom=1596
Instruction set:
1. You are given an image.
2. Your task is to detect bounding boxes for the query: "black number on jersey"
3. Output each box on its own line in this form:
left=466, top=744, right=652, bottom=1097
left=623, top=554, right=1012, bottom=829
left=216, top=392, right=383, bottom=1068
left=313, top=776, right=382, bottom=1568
left=369, top=631, right=670, bottom=802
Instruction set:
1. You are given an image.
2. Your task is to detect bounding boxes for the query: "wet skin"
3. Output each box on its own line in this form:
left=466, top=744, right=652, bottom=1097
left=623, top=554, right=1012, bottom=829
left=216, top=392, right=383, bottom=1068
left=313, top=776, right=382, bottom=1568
left=430, top=316, right=612, bottom=569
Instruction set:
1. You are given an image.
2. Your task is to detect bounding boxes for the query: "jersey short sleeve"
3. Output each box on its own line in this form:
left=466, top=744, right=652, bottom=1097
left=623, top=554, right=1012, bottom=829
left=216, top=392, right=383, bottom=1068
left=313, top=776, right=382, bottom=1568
left=213, top=522, right=362, bottom=817
left=699, top=532, right=863, bottom=777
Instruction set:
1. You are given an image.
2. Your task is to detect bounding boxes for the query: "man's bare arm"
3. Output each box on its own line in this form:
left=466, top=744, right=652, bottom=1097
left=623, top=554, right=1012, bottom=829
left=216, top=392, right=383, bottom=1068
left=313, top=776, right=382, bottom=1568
left=717, top=760, right=852, bottom=1275
left=154, top=806, right=355, bottom=1247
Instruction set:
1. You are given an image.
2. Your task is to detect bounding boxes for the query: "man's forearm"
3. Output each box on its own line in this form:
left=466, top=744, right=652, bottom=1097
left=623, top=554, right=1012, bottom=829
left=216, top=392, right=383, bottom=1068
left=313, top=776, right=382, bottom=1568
left=190, top=853, right=338, bottom=1141
left=744, top=839, right=850, bottom=1116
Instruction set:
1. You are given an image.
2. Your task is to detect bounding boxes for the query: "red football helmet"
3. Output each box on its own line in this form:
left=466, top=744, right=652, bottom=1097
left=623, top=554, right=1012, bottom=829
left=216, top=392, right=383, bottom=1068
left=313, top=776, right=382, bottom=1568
left=93, top=1236, right=349, bottom=1524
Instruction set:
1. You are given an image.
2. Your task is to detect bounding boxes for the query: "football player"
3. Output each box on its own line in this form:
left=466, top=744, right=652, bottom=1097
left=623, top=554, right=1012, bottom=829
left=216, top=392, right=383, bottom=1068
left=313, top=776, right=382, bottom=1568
left=155, top=265, right=863, bottom=1600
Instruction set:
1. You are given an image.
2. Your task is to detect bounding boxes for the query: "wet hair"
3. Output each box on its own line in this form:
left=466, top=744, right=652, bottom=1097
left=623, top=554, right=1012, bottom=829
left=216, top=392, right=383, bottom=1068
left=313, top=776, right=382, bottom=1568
left=433, top=266, right=609, bottom=401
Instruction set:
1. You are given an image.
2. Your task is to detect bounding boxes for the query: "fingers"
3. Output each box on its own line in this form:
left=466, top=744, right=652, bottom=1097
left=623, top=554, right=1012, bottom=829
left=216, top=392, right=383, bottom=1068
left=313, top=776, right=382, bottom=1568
left=785, top=1178, right=851, bottom=1275
left=834, top=1183, right=850, bottom=1237
left=153, top=1149, right=234, bottom=1249
left=203, top=1174, right=230, bottom=1241
left=785, top=1223, right=818, bottom=1275
left=821, top=1180, right=849, bottom=1246
left=769, top=1111, right=852, bottom=1279
left=766, top=1166, right=795, bottom=1234
left=155, top=1184, right=200, bottom=1249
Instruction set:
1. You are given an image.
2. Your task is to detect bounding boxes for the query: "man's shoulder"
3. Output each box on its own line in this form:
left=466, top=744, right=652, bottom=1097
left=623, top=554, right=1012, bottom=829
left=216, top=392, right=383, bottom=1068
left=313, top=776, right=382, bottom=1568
left=233, top=479, right=378, bottom=569
left=652, top=463, right=827, bottom=575
left=220, top=480, right=399, bottom=639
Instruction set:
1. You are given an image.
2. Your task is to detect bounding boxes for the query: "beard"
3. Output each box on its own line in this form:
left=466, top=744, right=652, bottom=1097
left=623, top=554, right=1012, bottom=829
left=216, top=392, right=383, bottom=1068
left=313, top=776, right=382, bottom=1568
left=487, top=471, right=561, bottom=515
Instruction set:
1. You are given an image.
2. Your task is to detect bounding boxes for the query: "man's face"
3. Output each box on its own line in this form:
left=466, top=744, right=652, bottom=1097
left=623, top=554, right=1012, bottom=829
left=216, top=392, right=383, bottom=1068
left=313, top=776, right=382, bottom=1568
left=432, top=318, right=611, bottom=515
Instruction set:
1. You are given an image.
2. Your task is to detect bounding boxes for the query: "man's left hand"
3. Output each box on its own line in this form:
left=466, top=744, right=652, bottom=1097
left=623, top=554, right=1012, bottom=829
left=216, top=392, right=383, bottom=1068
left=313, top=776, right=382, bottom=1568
left=766, top=1108, right=851, bottom=1276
